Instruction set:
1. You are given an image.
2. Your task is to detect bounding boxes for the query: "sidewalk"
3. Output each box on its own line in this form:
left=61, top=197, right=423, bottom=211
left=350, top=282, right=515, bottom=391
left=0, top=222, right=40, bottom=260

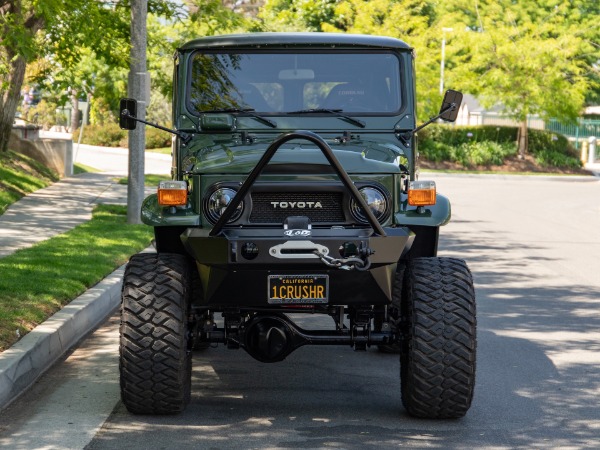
left=0, top=172, right=130, bottom=258
left=0, top=145, right=168, bottom=411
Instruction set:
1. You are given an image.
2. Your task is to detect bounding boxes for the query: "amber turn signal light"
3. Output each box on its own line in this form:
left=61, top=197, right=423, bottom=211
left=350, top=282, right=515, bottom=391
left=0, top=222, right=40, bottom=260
left=408, top=180, right=436, bottom=206
left=158, top=181, right=188, bottom=206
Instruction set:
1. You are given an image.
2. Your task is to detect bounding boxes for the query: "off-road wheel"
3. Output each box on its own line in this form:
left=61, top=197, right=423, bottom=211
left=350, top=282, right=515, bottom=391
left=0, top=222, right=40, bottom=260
left=120, top=253, right=192, bottom=414
left=400, top=257, right=476, bottom=419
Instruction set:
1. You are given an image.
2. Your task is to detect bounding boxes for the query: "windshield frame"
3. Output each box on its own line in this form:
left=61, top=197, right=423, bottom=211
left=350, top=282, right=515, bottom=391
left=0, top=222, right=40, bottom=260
left=185, top=49, right=405, bottom=118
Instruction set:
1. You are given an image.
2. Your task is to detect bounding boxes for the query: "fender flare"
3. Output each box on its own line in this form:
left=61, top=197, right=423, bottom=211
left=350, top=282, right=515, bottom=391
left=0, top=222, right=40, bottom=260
left=393, top=193, right=451, bottom=227
left=141, top=194, right=200, bottom=227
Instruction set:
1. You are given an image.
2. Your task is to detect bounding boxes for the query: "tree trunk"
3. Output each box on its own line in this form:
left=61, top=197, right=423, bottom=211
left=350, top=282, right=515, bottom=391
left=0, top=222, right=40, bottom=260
left=518, top=119, right=528, bottom=159
left=0, top=55, right=27, bottom=152
left=0, top=1, right=45, bottom=152
left=70, top=89, right=79, bottom=132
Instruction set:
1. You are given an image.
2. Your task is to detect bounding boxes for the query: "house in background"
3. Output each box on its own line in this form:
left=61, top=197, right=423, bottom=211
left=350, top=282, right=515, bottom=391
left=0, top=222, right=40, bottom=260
left=456, top=94, right=545, bottom=129
left=456, top=94, right=484, bottom=126
left=584, top=105, right=600, bottom=117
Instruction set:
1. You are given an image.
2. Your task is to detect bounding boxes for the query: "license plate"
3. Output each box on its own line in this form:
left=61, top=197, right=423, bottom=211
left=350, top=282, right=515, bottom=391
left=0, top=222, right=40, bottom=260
left=268, top=275, right=328, bottom=304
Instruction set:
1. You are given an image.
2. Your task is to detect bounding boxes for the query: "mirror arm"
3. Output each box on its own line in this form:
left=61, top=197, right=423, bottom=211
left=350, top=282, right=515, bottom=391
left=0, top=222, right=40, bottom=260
left=398, top=103, right=456, bottom=144
left=399, top=103, right=457, bottom=144
left=121, top=110, right=192, bottom=146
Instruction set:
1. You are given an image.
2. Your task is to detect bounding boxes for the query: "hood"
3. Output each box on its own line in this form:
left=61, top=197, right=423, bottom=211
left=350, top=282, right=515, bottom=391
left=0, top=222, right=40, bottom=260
left=189, top=137, right=404, bottom=175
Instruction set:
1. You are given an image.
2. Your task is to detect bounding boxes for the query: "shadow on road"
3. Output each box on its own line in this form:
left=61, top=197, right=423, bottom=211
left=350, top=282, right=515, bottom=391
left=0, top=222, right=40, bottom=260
left=84, top=227, right=600, bottom=449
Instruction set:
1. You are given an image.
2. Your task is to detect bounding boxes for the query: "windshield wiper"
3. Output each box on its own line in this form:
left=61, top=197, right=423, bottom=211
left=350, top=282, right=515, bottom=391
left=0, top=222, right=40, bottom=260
left=201, top=108, right=277, bottom=128
left=287, top=108, right=365, bottom=128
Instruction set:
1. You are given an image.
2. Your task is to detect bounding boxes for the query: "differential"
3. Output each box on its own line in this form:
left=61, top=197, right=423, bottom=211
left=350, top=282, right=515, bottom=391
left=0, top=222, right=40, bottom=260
left=243, top=315, right=293, bottom=363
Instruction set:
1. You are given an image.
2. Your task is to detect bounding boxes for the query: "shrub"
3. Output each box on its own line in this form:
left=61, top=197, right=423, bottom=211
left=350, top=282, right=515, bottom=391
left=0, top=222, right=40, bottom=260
left=145, top=127, right=171, bottom=149
left=420, top=141, right=453, bottom=162
left=534, top=150, right=582, bottom=169
left=528, top=129, right=578, bottom=158
left=21, top=99, right=64, bottom=130
left=73, top=123, right=126, bottom=147
left=525, top=129, right=581, bottom=168
left=418, top=124, right=517, bottom=148
left=419, top=124, right=579, bottom=169
left=456, top=141, right=517, bottom=167
left=419, top=125, right=518, bottom=167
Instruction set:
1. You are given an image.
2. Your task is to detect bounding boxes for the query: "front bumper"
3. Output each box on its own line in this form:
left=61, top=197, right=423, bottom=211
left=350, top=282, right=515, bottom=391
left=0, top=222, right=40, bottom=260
left=182, top=226, right=412, bottom=306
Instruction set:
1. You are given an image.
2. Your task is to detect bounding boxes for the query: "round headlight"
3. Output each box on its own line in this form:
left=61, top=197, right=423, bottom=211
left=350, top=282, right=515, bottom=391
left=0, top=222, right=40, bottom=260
left=350, top=186, right=389, bottom=223
left=205, top=188, right=243, bottom=224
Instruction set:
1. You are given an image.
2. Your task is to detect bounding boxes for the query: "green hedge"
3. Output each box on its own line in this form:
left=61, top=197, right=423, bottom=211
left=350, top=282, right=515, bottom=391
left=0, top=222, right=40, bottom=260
left=418, top=125, right=518, bottom=147
left=418, top=125, right=581, bottom=169
left=145, top=127, right=172, bottom=149
left=73, top=123, right=171, bottom=149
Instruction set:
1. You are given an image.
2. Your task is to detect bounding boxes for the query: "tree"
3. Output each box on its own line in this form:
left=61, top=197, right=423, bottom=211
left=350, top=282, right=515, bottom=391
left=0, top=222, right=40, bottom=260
left=439, top=0, right=600, bottom=155
left=1, top=1, right=47, bottom=152
left=319, top=0, right=443, bottom=120
left=0, top=0, right=178, bottom=153
left=256, top=0, right=600, bottom=149
left=144, top=0, right=251, bottom=127
left=257, top=0, right=446, bottom=120
left=149, top=0, right=250, bottom=103
left=257, top=0, right=338, bottom=32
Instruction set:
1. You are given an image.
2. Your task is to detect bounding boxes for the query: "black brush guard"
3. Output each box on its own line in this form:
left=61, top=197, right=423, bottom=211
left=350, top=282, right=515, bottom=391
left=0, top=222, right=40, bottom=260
left=209, top=130, right=387, bottom=236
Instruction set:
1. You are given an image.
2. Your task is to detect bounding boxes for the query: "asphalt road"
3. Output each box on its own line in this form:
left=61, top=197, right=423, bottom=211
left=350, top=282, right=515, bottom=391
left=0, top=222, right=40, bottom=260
left=1, top=174, right=599, bottom=449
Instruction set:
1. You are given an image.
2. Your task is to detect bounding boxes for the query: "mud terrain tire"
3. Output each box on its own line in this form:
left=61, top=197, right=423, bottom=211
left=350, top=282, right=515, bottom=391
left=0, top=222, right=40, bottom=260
left=400, top=257, right=476, bottom=419
left=120, top=253, right=192, bottom=414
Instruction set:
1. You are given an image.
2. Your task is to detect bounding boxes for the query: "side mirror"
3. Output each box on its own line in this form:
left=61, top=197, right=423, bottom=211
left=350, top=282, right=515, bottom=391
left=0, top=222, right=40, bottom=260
left=119, top=98, right=138, bottom=130
left=439, top=90, right=463, bottom=122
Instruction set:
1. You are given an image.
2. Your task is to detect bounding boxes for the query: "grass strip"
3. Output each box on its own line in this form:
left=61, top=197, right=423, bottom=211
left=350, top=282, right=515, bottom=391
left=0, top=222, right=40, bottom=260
left=0, top=204, right=153, bottom=351
left=0, top=150, right=59, bottom=215
left=73, top=162, right=100, bottom=174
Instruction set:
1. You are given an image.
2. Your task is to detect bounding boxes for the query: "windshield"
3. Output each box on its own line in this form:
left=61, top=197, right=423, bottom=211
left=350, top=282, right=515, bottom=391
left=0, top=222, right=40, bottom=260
left=188, top=51, right=402, bottom=115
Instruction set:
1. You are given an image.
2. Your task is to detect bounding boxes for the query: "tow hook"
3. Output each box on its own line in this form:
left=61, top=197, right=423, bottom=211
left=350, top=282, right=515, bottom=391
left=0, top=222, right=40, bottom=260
left=313, top=243, right=374, bottom=271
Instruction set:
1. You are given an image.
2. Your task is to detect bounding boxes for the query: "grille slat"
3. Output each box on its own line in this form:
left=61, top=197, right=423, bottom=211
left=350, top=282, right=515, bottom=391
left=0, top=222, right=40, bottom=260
left=250, top=192, right=344, bottom=223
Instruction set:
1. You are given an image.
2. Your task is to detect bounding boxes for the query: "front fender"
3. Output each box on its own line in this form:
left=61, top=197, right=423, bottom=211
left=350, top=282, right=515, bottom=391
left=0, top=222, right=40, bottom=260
left=394, top=193, right=451, bottom=227
left=141, top=194, right=201, bottom=227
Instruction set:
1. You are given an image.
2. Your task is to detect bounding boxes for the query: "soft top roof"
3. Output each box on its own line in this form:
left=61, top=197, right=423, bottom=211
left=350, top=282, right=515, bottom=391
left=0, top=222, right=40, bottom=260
left=179, top=32, right=412, bottom=52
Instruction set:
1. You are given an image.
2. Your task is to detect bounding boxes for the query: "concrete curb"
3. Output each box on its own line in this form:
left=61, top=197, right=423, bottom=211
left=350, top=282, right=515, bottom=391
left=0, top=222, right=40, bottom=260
left=0, top=265, right=124, bottom=412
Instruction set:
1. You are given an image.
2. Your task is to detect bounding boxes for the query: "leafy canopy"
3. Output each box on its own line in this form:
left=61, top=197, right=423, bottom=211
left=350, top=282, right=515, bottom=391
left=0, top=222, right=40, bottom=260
left=256, top=0, right=599, bottom=124
left=440, top=0, right=599, bottom=124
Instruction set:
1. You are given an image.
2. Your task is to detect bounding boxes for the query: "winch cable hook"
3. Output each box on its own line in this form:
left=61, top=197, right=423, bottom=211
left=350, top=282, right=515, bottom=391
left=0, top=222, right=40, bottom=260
left=313, top=250, right=371, bottom=271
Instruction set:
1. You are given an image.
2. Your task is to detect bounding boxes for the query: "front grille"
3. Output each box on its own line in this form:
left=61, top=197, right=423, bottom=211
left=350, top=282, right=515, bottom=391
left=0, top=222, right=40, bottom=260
left=250, top=192, right=345, bottom=223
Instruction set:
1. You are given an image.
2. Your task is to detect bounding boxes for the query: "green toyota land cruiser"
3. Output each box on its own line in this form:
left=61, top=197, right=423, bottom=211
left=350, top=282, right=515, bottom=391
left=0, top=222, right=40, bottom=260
left=118, top=32, right=476, bottom=419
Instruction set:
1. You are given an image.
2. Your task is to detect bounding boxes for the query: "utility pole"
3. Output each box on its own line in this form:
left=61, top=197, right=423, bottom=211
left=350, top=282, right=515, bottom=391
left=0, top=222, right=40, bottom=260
left=439, top=27, right=453, bottom=95
left=127, top=0, right=148, bottom=224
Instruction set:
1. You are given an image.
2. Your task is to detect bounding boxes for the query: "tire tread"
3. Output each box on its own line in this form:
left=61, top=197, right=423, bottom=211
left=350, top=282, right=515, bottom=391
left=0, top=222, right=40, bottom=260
left=119, top=253, right=192, bottom=415
left=401, top=257, right=476, bottom=419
